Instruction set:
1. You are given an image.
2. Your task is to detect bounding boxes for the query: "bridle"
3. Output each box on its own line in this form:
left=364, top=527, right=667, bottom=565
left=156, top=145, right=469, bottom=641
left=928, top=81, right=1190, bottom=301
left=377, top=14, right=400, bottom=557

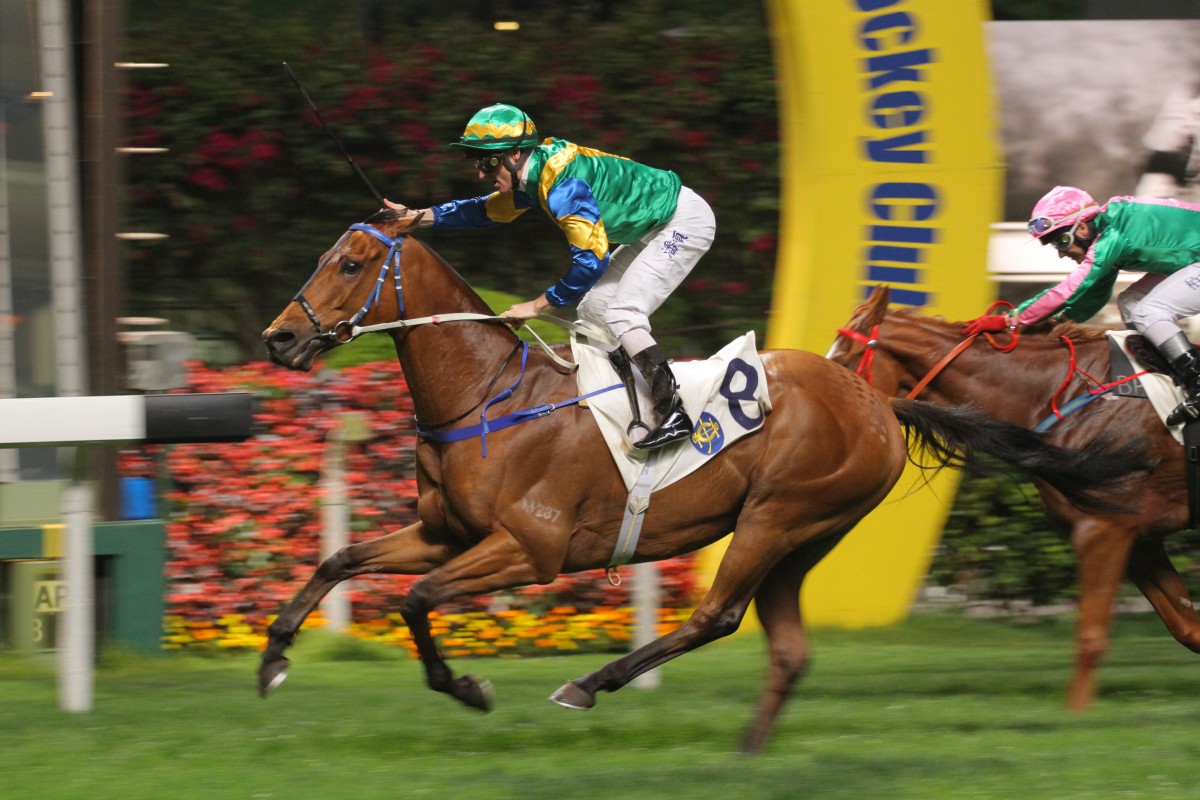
left=293, top=222, right=405, bottom=345
left=836, top=315, right=1019, bottom=400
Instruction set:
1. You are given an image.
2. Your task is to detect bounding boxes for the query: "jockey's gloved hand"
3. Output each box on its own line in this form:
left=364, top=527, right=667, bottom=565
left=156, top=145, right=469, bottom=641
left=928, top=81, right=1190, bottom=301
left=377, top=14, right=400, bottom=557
left=383, top=199, right=431, bottom=226
left=962, top=315, right=1011, bottom=337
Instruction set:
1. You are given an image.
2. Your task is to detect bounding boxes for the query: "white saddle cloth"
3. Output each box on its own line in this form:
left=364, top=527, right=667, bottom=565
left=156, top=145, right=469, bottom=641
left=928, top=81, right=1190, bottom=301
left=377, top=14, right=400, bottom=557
left=1107, top=330, right=1184, bottom=444
left=572, top=331, right=773, bottom=493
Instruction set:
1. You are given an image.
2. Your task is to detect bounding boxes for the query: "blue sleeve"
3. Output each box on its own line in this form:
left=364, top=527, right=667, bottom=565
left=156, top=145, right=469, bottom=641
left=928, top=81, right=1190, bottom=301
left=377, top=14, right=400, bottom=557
left=545, top=247, right=610, bottom=307
left=431, top=196, right=499, bottom=229
left=544, top=178, right=611, bottom=306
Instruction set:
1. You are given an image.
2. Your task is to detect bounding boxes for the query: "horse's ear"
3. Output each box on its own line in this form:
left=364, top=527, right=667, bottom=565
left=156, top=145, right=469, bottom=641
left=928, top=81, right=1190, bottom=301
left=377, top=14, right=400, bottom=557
left=867, top=284, right=890, bottom=309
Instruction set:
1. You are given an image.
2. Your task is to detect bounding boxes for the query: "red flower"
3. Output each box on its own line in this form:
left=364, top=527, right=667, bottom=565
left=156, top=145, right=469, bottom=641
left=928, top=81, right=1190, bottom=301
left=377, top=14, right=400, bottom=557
left=747, top=233, right=776, bottom=253
left=188, top=167, right=230, bottom=190
left=248, top=142, right=280, bottom=162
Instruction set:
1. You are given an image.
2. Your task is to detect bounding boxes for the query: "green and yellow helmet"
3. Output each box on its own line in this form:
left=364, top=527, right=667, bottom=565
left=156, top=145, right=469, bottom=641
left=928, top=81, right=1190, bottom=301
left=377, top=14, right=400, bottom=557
left=450, top=103, right=538, bottom=151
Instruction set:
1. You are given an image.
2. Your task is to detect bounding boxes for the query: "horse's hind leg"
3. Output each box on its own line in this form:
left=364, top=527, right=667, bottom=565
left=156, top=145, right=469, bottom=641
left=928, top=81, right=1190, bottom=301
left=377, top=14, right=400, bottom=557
left=549, top=577, right=757, bottom=712
left=550, top=521, right=838, bottom=727
left=1128, top=537, right=1200, bottom=652
left=739, top=540, right=838, bottom=754
left=259, top=521, right=454, bottom=696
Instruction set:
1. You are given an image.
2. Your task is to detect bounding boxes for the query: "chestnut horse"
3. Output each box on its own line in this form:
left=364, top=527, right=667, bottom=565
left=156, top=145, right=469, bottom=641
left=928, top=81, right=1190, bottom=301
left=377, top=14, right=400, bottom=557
left=830, top=285, right=1197, bottom=712
left=259, top=210, right=1141, bottom=752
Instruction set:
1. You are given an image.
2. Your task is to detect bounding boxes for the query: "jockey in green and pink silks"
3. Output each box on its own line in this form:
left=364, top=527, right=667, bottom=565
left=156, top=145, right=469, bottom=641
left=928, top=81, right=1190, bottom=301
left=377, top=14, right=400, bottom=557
left=963, top=185, right=1200, bottom=424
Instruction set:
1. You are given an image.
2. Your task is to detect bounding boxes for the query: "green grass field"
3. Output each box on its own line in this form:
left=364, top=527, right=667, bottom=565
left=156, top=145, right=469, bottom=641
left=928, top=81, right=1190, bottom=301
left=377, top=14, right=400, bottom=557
left=2, top=612, right=1198, bottom=800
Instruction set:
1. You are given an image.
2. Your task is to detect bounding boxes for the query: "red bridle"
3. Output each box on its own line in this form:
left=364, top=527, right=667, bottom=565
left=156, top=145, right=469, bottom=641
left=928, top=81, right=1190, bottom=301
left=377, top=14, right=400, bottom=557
left=837, top=314, right=1151, bottom=423
left=835, top=325, right=880, bottom=383
left=836, top=317, right=1019, bottom=400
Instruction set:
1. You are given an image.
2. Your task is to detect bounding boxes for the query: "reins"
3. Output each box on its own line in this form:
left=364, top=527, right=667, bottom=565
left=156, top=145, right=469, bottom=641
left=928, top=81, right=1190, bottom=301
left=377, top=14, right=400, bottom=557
left=907, top=327, right=1020, bottom=399
left=299, top=220, right=625, bottom=456
left=354, top=312, right=603, bottom=372
left=839, top=313, right=1153, bottom=429
left=838, top=302, right=1020, bottom=399
left=836, top=325, right=1020, bottom=399
left=296, top=221, right=598, bottom=371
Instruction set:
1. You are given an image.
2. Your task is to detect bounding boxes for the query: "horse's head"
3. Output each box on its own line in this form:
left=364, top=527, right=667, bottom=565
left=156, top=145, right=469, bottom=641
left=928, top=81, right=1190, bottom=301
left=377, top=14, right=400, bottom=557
left=826, top=284, right=892, bottom=372
left=262, top=208, right=421, bottom=370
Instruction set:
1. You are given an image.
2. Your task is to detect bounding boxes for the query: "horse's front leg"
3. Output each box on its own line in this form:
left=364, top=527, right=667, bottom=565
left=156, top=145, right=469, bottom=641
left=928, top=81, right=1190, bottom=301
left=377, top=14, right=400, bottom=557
left=1067, top=516, right=1137, bottom=711
left=259, top=521, right=454, bottom=696
left=400, top=529, right=543, bottom=712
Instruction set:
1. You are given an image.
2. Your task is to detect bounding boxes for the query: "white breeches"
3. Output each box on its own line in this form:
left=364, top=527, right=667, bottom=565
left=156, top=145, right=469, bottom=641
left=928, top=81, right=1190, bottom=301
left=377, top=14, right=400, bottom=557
left=1118, top=264, right=1200, bottom=347
left=576, top=185, right=715, bottom=354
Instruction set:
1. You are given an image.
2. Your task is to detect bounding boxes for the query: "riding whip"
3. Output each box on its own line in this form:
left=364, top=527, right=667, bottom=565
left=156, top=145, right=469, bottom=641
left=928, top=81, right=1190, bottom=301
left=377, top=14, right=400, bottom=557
left=283, top=61, right=386, bottom=207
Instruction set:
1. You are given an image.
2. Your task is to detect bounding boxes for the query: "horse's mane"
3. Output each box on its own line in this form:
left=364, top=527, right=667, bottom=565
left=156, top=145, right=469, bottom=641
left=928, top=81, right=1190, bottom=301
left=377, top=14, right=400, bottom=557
left=364, top=206, right=403, bottom=225
left=357, top=206, right=496, bottom=317
left=1044, top=321, right=1112, bottom=343
left=888, top=307, right=1112, bottom=343
left=365, top=207, right=411, bottom=226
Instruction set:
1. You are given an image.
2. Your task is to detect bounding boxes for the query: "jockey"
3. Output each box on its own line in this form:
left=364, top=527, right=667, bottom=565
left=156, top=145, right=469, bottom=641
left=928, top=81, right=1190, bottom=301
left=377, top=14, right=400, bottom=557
left=964, top=185, right=1200, bottom=424
left=385, top=102, right=715, bottom=449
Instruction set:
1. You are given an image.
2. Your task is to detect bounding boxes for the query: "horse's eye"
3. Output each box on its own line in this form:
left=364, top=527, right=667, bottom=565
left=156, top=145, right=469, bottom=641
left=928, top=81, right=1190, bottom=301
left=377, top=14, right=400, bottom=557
left=340, top=258, right=362, bottom=276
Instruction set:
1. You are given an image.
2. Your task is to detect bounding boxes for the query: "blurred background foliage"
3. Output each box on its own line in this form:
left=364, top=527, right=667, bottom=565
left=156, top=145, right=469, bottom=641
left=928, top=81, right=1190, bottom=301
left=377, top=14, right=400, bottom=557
left=122, top=0, right=778, bottom=362
left=933, top=457, right=1200, bottom=607
left=119, top=0, right=1194, bottom=609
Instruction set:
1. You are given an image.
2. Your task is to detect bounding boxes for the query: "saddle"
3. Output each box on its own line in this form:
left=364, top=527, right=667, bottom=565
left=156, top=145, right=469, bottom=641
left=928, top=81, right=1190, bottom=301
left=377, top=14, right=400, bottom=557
left=1111, top=332, right=1200, bottom=528
left=573, top=331, right=772, bottom=493
left=1122, top=334, right=1172, bottom=377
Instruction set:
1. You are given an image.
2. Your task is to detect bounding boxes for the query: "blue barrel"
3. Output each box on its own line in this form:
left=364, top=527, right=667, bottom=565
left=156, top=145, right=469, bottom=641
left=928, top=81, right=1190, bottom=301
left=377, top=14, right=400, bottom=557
left=119, top=477, right=157, bottom=520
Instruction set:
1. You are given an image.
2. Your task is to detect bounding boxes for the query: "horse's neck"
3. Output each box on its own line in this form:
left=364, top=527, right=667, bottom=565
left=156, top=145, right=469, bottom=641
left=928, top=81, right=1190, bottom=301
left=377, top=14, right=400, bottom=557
left=392, top=239, right=528, bottom=425
left=883, top=317, right=1090, bottom=427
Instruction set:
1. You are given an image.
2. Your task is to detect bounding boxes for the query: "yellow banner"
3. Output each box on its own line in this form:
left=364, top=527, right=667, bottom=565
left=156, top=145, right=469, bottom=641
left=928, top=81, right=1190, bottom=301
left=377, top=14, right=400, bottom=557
left=763, top=0, right=1001, bottom=626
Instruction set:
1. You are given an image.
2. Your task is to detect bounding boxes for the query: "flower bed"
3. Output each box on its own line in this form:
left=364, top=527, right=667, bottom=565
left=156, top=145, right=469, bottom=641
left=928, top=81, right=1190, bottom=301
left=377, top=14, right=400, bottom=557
left=123, top=361, right=700, bottom=653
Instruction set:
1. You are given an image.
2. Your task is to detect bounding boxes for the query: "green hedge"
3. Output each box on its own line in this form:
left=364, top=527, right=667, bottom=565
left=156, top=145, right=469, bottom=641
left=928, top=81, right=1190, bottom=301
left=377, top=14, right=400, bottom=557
left=930, top=457, right=1200, bottom=606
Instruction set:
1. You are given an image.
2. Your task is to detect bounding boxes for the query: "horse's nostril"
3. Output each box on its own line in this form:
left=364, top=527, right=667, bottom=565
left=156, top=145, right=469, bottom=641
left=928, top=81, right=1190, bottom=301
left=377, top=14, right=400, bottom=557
left=265, top=329, right=296, bottom=347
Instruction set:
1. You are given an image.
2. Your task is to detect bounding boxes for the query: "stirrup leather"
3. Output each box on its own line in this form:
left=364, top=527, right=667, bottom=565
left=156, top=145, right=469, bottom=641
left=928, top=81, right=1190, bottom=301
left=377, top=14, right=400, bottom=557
left=608, top=349, right=650, bottom=437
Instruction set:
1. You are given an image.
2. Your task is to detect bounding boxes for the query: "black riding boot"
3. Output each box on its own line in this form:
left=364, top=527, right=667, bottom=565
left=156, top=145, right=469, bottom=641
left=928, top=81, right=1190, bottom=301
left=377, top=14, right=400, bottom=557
left=630, top=345, right=694, bottom=450
left=1167, top=347, right=1200, bottom=425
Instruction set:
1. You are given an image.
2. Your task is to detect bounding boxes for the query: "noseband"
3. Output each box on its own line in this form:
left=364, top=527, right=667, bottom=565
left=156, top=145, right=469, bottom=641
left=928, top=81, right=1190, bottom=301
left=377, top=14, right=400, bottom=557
left=294, top=222, right=405, bottom=344
left=836, top=325, right=880, bottom=383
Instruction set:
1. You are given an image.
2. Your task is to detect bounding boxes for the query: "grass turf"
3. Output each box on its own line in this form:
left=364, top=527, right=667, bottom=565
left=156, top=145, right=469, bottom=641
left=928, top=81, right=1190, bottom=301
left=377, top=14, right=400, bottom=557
left=1, top=611, right=1197, bottom=800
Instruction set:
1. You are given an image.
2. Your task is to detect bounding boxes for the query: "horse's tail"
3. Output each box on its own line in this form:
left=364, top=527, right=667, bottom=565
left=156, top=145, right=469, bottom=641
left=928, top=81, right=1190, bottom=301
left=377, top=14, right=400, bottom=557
left=889, top=398, right=1152, bottom=513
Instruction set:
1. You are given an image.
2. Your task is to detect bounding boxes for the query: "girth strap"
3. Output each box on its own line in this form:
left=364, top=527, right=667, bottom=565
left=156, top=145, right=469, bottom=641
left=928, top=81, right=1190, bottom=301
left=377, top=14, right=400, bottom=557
left=610, top=453, right=661, bottom=568
left=1184, top=421, right=1200, bottom=528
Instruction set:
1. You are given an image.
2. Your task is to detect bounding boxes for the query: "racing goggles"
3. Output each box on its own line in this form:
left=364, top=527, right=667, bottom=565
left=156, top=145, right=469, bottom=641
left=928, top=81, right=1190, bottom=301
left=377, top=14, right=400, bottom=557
left=1045, top=226, right=1081, bottom=252
left=473, top=153, right=506, bottom=174
left=1028, top=203, right=1096, bottom=237
left=1027, top=215, right=1066, bottom=236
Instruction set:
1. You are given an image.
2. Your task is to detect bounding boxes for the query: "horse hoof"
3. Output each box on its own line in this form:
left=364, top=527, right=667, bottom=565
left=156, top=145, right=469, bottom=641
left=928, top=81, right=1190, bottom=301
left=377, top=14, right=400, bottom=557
left=457, top=674, right=494, bottom=713
left=259, top=657, right=290, bottom=697
left=549, top=680, right=595, bottom=710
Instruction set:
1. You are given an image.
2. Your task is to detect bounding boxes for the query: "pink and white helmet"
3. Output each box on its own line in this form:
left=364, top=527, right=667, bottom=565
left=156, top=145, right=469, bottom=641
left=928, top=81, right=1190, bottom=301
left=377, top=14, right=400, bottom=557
left=1027, top=185, right=1100, bottom=240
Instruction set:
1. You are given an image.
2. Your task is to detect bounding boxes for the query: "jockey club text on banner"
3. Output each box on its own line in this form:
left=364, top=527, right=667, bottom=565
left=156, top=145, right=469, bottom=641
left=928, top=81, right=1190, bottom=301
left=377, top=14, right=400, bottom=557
left=733, top=0, right=1001, bottom=626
